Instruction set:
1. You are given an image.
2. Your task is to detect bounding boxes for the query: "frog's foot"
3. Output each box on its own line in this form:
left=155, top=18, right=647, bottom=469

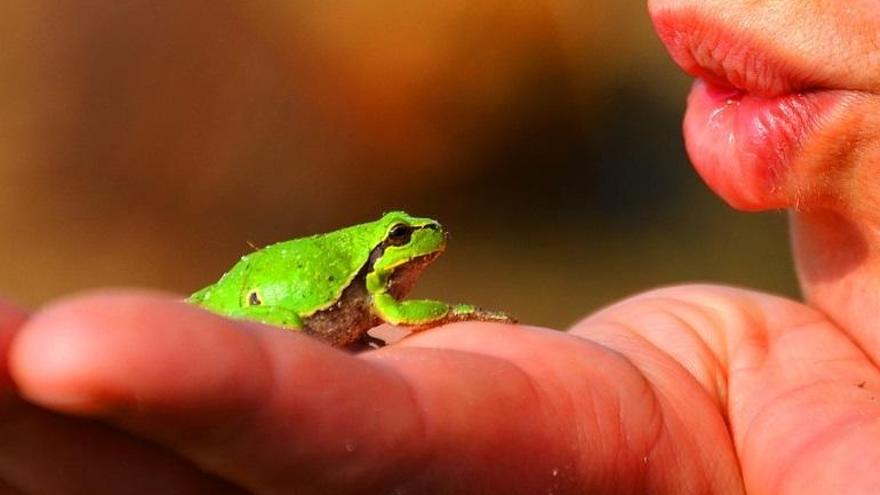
left=448, top=304, right=517, bottom=324
left=401, top=308, right=516, bottom=337
left=360, top=332, right=388, bottom=349
left=338, top=331, right=388, bottom=352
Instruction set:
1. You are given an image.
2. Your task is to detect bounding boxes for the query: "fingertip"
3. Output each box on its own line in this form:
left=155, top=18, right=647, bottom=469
left=9, top=289, right=275, bottom=417
left=10, top=290, right=179, bottom=413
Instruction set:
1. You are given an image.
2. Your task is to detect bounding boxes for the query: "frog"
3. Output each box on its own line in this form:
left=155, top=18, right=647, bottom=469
left=188, top=211, right=514, bottom=348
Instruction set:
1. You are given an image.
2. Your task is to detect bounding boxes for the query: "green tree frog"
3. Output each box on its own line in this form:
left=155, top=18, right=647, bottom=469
left=189, top=211, right=514, bottom=347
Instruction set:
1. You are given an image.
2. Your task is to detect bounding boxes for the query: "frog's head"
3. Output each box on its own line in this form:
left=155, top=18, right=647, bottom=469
left=365, top=211, right=447, bottom=296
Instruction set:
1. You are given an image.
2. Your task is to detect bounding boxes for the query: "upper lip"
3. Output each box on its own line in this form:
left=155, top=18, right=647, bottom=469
left=651, top=9, right=822, bottom=97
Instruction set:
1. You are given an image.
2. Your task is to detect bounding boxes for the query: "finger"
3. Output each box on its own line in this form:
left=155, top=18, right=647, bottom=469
left=10, top=290, right=737, bottom=495
left=2, top=294, right=247, bottom=495
left=11, top=291, right=431, bottom=494
left=572, top=284, right=880, bottom=495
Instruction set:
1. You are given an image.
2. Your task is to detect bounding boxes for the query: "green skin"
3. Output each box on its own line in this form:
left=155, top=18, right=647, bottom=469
left=189, top=211, right=513, bottom=347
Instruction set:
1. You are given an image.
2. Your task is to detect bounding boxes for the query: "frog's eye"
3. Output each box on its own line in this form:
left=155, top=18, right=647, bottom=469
left=387, top=224, right=413, bottom=246
left=248, top=291, right=262, bottom=306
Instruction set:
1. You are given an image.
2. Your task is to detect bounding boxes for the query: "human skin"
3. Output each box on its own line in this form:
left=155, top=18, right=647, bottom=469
left=3, top=1, right=880, bottom=494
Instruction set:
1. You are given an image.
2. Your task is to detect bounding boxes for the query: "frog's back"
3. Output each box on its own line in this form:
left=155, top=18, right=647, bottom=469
left=192, top=224, right=376, bottom=318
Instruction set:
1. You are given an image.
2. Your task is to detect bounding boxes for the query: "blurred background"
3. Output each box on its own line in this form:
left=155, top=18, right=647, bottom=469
left=0, top=0, right=797, bottom=328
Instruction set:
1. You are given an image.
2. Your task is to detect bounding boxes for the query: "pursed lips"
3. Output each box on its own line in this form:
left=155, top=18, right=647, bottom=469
left=649, top=9, right=858, bottom=210
left=651, top=10, right=822, bottom=97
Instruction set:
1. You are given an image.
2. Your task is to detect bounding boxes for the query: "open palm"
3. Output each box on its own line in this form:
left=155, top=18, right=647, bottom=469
left=2, top=284, right=875, bottom=494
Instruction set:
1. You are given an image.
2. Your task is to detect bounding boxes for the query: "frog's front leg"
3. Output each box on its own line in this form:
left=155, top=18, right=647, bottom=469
left=225, top=306, right=304, bottom=330
left=372, top=292, right=514, bottom=329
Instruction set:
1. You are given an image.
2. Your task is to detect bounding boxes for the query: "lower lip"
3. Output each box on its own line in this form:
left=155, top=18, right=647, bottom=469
left=683, top=79, right=847, bottom=210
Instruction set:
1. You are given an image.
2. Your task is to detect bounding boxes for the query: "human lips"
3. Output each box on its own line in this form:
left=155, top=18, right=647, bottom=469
left=652, top=11, right=855, bottom=210
left=683, top=80, right=848, bottom=210
left=653, top=11, right=820, bottom=98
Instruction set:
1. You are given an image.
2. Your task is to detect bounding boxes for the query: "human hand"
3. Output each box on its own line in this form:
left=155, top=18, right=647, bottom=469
left=1, top=284, right=875, bottom=494
left=6, top=0, right=880, bottom=493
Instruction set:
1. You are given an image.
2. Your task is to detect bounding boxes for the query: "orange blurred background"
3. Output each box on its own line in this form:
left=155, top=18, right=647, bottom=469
left=0, top=0, right=797, bottom=328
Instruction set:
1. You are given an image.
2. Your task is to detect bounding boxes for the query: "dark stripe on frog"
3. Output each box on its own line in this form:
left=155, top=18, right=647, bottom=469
left=365, top=223, right=438, bottom=272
